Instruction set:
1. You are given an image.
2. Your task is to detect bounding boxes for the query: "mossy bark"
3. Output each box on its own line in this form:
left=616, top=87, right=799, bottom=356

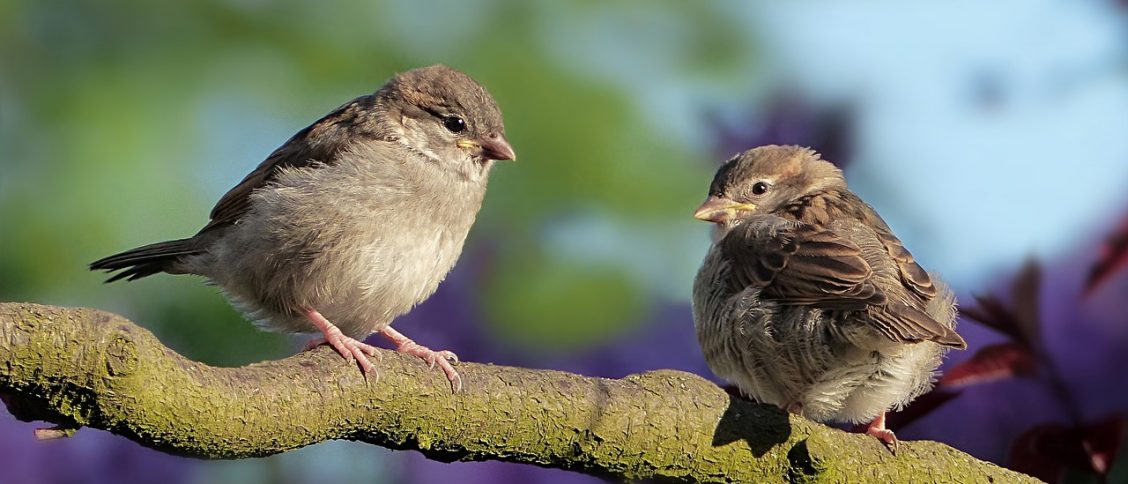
left=0, top=302, right=1037, bottom=483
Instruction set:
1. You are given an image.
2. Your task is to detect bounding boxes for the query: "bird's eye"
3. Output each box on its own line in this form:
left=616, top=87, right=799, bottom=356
left=751, top=181, right=770, bottom=195
left=443, top=116, right=466, bottom=134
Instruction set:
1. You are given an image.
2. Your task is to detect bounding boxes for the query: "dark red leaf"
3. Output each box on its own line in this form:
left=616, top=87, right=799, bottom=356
left=885, top=390, right=962, bottom=431
left=939, top=343, right=1038, bottom=388
left=961, top=259, right=1044, bottom=346
left=1080, top=414, right=1124, bottom=476
left=1085, top=215, right=1128, bottom=297
left=1009, top=414, right=1125, bottom=482
left=961, top=294, right=1026, bottom=343
left=1011, top=259, right=1042, bottom=344
left=1010, top=423, right=1074, bottom=483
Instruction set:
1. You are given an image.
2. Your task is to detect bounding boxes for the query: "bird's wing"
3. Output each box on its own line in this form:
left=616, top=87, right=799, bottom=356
left=200, top=95, right=380, bottom=234
left=874, top=223, right=937, bottom=299
left=721, top=216, right=964, bottom=348
left=868, top=299, right=967, bottom=348
left=720, top=216, right=885, bottom=310
left=843, top=192, right=937, bottom=300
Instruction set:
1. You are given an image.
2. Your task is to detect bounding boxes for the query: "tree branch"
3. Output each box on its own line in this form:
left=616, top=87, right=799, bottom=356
left=0, top=302, right=1035, bottom=483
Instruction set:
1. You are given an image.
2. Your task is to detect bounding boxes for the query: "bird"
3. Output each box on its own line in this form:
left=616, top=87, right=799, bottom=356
left=690, top=145, right=965, bottom=452
left=90, top=65, right=516, bottom=392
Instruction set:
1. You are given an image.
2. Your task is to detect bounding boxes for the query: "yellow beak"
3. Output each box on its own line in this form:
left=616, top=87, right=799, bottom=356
left=458, top=134, right=517, bottom=161
left=693, top=196, right=756, bottom=223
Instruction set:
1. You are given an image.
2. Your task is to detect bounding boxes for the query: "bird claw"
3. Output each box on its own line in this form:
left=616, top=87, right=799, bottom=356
left=302, top=309, right=382, bottom=382
left=865, top=413, right=899, bottom=455
left=866, top=427, right=899, bottom=455
left=396, top=341, right=462, bottom=392
left=305, top=334, right=382, bottom=382
left=377, top=326, right=463, bottom=392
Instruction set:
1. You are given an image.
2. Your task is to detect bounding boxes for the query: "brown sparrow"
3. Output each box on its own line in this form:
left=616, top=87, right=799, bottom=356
left=691, top=145, right=965, bottom=452
left=92, top=65, right=516, bottom=391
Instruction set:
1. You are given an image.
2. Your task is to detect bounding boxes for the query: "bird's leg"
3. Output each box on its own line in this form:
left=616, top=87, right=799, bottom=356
left=378, top=326, right=462, bottom=392
left=784, top=401, right=804, bottom=415
left=864, top=412, right=899, bottom=454
left=302, top=308, right=381, bottom=380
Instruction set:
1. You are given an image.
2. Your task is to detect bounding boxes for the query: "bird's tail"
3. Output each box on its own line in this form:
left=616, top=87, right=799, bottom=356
left=90, top=238, right=200, bottom=282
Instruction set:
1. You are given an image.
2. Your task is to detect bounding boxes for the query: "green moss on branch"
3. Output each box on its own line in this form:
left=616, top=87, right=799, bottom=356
left=0, top=303, right=1037, bottom=483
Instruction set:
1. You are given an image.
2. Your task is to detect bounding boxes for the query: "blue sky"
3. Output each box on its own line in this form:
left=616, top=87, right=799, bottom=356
left=540, top=0, right=1128, bottom=295
left=742, top=0, right=1128, bottom=288
left=189, top=0, right=1128, bottom=300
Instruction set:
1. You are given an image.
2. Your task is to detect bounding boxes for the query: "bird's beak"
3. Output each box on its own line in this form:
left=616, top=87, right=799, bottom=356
left=693, top=196, right=756, bottom=223
left=458, top=134, right=517, bottom=161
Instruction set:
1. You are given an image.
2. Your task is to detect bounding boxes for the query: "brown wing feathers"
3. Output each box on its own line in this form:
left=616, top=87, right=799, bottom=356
left=201, top=96, right=380, bottom=234
left=722, top=221, right=884, bottom=311
left=837, top=191, right=938, bottom=300
left=722, top=213, right=965, bottom=349
left=92, top=97, right=380, bottom=282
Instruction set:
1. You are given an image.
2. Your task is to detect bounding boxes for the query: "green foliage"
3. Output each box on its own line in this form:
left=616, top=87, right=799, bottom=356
left=484, top=247, right=644, bottom=349
left=0, top=3, right=749, bottom=479
left=0, top=0, right=740, bottom=360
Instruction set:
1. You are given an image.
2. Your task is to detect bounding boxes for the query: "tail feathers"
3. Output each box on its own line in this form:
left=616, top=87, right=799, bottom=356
left=929, top=325, right=967, bottom=349
left=875, top=302, right=968, bottom=350
left=90, top=238, right=200, bottom=282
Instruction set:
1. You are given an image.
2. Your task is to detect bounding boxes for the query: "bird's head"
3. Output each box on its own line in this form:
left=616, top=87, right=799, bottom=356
left=377, top=65, right=516, bottom=179
left=694, top=145, right=845, bottom=229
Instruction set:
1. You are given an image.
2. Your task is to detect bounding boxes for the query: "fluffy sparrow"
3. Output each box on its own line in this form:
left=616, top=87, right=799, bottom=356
left=91, top=65, right=516, bottom=391
left=691, top=145, right=964, bottom=452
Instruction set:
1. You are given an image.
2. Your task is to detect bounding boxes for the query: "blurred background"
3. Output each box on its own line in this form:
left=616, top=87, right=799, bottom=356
left=1, top=0, right=1127, bottom=482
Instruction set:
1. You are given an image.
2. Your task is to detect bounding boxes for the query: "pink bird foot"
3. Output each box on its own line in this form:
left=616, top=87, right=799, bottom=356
left=784, top=401, right=804, bottom=415
left=865, top=412, right=899, bottom=455
left=379, top=326, right=462, bottom=392
left=302, top=308, right=381, bottom=381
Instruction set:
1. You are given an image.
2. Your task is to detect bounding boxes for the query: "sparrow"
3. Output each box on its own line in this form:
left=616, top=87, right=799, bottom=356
left=91, top=65, right=516, bottom=391
left=691, top=145, right=965, bottom=452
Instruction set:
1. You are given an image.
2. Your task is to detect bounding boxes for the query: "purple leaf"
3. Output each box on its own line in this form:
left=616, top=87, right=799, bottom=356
left=1010, top=259, right=1042, bottom=346
left=961, top=260, right=1043, bottom=346
left=1010, top=422, right=1073, bottom=483
left=708, top=93, right=855, bottom=168
left=961, top=295, right=1026, bottom=343
left=1009, top=414, right=1125, bottom=482
left=1085, top=215, right=1128, bottom=297
left=1080, top=414, right=1124, bottom=477
left=939, top=343, right=1037, bottom=388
